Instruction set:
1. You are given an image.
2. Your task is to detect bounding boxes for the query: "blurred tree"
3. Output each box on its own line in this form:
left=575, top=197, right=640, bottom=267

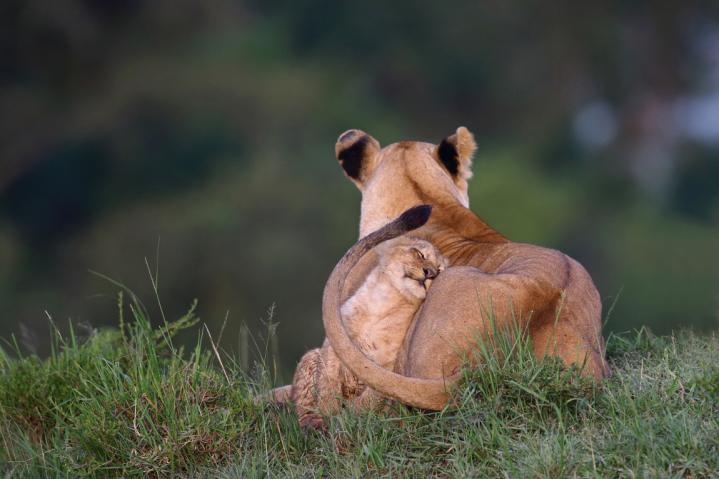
left=0, top=0, right=717, bottom=370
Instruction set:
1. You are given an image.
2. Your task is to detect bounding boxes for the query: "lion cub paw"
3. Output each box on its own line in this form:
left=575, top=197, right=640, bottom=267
left=299, top=413, right=327, bottom=434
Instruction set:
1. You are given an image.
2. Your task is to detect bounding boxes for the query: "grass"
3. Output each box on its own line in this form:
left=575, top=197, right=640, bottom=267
left=1, top=295, right=718, bottom=478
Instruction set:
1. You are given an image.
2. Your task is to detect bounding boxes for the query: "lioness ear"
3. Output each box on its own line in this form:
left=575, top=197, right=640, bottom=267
left=435, top=126, right=477, bottom=182
left=335, top=129, right=381, bottom=187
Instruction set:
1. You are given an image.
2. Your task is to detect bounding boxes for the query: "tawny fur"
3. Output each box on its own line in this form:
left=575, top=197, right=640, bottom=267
left=291, top=237, right=446, bottom=429
left=316, top=126, right=610, bottom=411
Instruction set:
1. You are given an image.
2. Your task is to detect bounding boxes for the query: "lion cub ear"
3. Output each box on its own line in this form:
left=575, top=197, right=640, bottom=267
left=335, top=129, right=381, bottom=188
left=435, top=126, right=477, bottom=183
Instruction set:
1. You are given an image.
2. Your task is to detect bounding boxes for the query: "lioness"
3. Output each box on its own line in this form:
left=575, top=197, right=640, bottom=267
left=292, top=236, right=447, bottom=429
left=319, top=127, right=609, bottom=411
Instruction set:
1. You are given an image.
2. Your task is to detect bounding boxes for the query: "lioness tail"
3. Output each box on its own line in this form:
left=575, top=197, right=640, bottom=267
left=322, top=204, right=458, bottom=411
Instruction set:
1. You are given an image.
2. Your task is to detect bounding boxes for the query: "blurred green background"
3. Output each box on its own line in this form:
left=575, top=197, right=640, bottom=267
left=1, top=1, right=718, bottom=371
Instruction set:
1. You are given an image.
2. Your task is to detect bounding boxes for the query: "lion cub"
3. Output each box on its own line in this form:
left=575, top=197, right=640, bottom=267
left=291, top=236, right=447, bottom=430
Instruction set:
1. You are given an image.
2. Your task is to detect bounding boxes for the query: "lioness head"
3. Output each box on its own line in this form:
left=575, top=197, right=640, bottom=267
left=335, top=127, right=477, bottom=236
left=376, top=236, right=448, bottom=300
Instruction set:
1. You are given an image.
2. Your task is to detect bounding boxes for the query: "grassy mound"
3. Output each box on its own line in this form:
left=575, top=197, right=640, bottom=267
left=1, top=298, right=718, bottom=478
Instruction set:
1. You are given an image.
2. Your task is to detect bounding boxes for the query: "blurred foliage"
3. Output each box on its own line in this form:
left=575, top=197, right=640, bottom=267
left=0, top=0, right=718, bottom=371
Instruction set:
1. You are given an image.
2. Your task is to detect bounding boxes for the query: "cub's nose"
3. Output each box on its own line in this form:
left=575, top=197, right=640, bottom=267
left=423, top=266, right=438, bottom=279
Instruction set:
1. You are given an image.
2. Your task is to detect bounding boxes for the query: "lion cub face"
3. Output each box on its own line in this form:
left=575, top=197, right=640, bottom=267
left=376, top=237, right=448, bottom=301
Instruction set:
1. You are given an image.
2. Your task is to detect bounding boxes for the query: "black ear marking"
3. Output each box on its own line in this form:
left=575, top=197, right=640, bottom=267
left=335, top=129, right=380, bottom=184
left=437, top=138, right=459, bottom=177
left=338, top=135, right=370, bottom=180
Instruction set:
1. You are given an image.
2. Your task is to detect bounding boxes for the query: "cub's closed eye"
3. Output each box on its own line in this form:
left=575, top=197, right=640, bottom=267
left=411, top=248, right=425, bottom=260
